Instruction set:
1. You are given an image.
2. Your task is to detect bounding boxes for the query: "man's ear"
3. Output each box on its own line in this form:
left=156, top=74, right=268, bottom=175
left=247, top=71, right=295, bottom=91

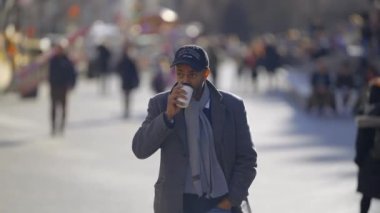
left=203, top=69, right=210, bottom=78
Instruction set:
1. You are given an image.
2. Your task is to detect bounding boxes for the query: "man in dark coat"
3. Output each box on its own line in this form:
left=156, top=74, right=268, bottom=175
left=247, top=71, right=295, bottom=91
left=262, top=42, right=281, bottom=89
left=355, top=80, right=380, bottom=213
left=48, top=44, right=77, bottom=136
left=132, top=45, right=257, bottom=213
left=95, top=43, right=111, bottom=94
left=116, top=46, right=140, bottom=118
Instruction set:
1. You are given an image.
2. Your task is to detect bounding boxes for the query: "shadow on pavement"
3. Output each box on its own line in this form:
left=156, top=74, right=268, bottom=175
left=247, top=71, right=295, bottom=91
left=67, top=112, right=147, bottom=130
left=0, top=140, right=28, bottom=148
left=249, top=91, right=357, bottom=164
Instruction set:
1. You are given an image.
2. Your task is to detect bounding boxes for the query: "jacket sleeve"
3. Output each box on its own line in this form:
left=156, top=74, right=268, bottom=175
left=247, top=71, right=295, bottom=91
left=228, top=100, right=257, bottom=206
left=132, top=96, right=174, bottom=159
left=355, top=127, right=375, bottom=166
left=67, top=58, right=77, bottom=87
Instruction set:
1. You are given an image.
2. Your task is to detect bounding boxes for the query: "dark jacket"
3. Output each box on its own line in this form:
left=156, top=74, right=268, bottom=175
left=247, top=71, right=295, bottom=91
left=355, top=85, right=380, bottom=198
left=48, top=54, right=77, bottom=88
left=117, top=55, right=140, bottom=91
left=96, top=44, right=111, bottom=73
left=263, top=45, right=281, bottom=72
left=132, top=81, right=257, bottom=213
left=335, top=74, right=355, bottom=89
left=311, top=71, right=331, bottom=89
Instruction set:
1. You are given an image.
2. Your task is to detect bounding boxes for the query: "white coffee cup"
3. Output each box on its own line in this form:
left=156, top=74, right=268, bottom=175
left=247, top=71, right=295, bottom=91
left=177, top=83, right=193, bottom=108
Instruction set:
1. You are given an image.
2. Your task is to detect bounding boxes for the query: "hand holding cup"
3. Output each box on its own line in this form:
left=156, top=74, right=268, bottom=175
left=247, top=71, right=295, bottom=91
left=176, top=83, right=193, bottom=108
left=166, top=83, right=193, bottom=120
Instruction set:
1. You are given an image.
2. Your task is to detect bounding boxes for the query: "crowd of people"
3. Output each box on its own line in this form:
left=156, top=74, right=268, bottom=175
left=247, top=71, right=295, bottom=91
left=228, top=11, right=380, bottom=118
left=45, top=8, right=380, bottom=134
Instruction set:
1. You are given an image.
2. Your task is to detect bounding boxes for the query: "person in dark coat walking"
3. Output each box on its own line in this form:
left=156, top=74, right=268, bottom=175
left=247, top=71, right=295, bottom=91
left=132, top=45, right=257, bottom=213
left=116, top=46, right=140, bottom=118
left=95, top=42, right=111, bottom=95
left=262, top=41, right=281, bottom=89
left=151, top=55, right=169, bottom=94
left=48, top=44, right=77, bottom=136
left=355, top=79, right=380, bottom=213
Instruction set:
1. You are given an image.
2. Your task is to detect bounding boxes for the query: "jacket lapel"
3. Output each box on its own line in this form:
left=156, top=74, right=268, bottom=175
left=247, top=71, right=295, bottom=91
left=209, top=83, right=225, bottom=158
left=211, top=97, right=225, bottom=155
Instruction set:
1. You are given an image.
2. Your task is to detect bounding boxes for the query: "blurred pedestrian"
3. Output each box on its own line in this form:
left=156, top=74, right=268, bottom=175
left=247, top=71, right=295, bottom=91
left=207, top=45, right=219, bottom=87
left=246, top=42, right=261, bottom=92
left=95, top=42, right=111, bottom=95
left=334, top=61, right=358, bottom=116
left=262, top=37, right=281, bottom=89
left=354, top=62, right=379, bottom=115
left=132, top=45, right=257, bottom=213
left=151, top=55, right=170, bottom=94
left=116, top=45, right=140, bottom=118
left=355, top=79, right=380, bottom=213
left=307, top=59, right=335, bottom=115
left=48, top=44, right=77, bottom=136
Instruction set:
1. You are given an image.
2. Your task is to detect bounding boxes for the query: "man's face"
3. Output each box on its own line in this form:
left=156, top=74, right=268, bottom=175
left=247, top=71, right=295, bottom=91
left=175, top=64, right=209, bottom=98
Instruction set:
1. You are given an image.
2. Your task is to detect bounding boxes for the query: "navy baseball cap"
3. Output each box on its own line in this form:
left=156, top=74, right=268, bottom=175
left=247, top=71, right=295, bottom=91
left=171, top=45, right=209, bottom=72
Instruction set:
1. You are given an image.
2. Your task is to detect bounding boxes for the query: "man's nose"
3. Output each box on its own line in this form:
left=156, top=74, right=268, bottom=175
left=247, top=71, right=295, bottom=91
left=181, top=75, right=191, bottom=84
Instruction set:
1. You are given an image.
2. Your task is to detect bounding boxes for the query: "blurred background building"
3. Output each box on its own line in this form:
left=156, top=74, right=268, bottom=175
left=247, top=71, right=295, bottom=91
left=157, top=0, right=369, bottom=39
left=0, top=0, right=371, bottom=39
left=0, top=0, right=377, bottom=95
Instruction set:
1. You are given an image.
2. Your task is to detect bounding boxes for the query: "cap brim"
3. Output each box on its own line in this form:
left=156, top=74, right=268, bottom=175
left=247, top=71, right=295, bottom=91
left=171, top=59, right=204, bottom=72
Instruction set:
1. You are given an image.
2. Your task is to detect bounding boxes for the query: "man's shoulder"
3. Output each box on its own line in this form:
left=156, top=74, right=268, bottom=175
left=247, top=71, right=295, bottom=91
left=150, top=91, right=170, bottom=103
left=217, top=90, right=245, bottom=110
left=219, top=90, right=243, bottom=103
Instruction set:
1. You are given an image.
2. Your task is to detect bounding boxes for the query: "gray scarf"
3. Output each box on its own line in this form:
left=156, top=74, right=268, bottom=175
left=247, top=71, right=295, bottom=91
left=184, top=84, right=228, bottom=198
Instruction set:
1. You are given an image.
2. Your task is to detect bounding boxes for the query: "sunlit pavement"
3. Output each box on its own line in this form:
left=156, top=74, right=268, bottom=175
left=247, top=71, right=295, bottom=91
left=0, top=59, right=379, bottom=213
